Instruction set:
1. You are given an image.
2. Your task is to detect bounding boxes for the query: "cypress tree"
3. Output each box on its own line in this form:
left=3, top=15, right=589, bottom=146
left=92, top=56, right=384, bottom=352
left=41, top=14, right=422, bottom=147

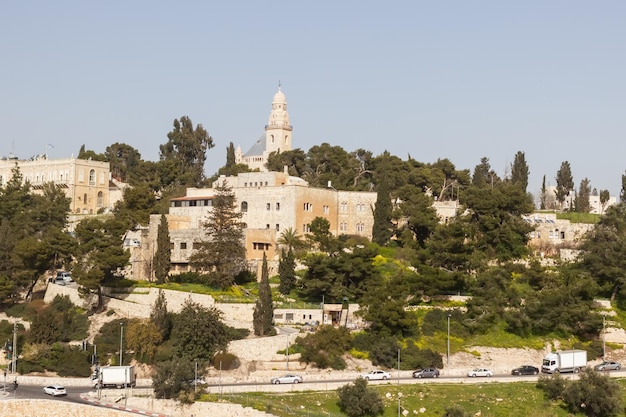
left=372, top=178, right=393, bottom=246
left=253, top=252, right=274, bottom=336
left=153, top=214, right=171, bottom=284
left=278, top=248, right=296, bottom=295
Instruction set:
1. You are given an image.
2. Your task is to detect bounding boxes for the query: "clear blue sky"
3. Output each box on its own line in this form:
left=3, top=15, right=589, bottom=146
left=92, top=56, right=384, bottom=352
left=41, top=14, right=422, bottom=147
left=2, top=1, right=625, bottom=200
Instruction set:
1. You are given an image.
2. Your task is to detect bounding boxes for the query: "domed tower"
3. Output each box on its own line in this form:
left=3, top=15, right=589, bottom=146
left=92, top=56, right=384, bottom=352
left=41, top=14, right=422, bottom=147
left=265, top=85, right=292, bottom=156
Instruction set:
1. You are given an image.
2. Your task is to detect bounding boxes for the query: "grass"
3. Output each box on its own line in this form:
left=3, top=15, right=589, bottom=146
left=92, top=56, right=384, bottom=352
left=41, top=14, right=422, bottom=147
left=213, top=381, right=588, bottom=417
left=556, top=211, right=601, bottom=224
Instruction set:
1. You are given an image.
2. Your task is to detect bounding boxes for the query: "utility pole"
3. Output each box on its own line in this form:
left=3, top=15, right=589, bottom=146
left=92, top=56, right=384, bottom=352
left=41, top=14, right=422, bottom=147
left=603, top=316, right=606, bottom=359
left=447, top=314, right=451, bottom=367
left=119, top=323, right=124, bottom=366
left=12, top=321, right=17, bottom=378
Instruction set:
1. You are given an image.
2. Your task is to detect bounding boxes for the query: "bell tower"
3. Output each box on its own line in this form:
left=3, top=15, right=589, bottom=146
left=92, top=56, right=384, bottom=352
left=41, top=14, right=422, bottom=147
left=265, top=84, right=292, bottom=156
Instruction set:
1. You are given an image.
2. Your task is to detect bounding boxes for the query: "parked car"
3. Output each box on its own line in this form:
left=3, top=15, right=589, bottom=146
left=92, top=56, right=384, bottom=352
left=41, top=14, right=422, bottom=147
left=511, top=365, right=539, bottom=375
left=56, top=271, right=73, bottom=283
left=361, top=370, right=391, bottom=380
left=271, top=374, right=303, bottom=384
left=43, top=385, right=67, bottom=396
left=53, top=276, right=66, bottom=286
left=594, top=361, right=621, bottom=371
left=412, top=368, right=440, bottom=378
left=467, top=368, right=493, bottom=377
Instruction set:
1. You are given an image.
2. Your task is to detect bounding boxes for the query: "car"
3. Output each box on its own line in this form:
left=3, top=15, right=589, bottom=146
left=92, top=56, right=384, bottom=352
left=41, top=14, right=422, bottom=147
left=412, top=368, right=440, bottom=378
left=467, top=368, right=493, bottom=377
left=43, top=384, right=67, bottom=396
left=511, top=365, right=539, bottom=376
left=361, top=370, right=391, bottom=380
left=56, top=271, right=73, bottom=283
left=594, top=361, right=621, bottom=371
left=53, top=277, right=66, bottom=286
left=271, top=374, right=303, bottom=384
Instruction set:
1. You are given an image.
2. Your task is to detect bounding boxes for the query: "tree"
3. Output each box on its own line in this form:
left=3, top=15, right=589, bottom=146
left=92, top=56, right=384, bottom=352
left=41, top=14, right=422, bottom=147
left=159, top=116, right=214, bottom=188
left=395, top=184, right=439, bottom=248
left=297, top=325, right=351, bottom=369
left=562, top=369, right=622, bottom=417
left=72, top=217, right=130, bottom=309
left=599, top=189, right=610, bottom=214
left=371, top=176, right=393, bottom=246
left=150, top=289, right=172, bottom=340
left=253, top=252, right=274, bottom=336
left=152, top=359, right=195, bottom=400
left=510, top=151, right=529, bottom=192
left=337, top=378, right=385, bottom=417
left=104, top=142, right=142, bottom=183
left=277, top=227, right=305, bottom=254
left=540, top=175, right=547, bottom=210
left=278, top=248, right=296, bottom=295
left=170, top=299, right=230, bottom=361
left=126, top=319, right=163, bottom=362
left=189, top=181, right=246, bottom=288
left=471, top=157, right=500, bottom=188
left=154, top=215, right=171, bottom=284
left=575, top=177, right=591, bottom=213
left=555, top=161, right=574, bottom=210
left=579, top=203, right=626, bottom=301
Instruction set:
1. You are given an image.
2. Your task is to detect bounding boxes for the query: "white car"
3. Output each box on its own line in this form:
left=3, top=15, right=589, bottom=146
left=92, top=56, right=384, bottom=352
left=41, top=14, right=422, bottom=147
left=361, top=370, right=391, bottom=380
left=43, top=384, right=67, bottom=396
left=467, top=368, right=493, bottom=377
left=271, top=374, right=303, bottom=384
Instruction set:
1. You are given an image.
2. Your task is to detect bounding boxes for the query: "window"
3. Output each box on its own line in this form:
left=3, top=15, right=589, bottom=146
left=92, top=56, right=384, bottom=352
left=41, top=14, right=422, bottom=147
left=170, top=242, right=175, bottom=250
left=180, top=242, right=187, bottom=250
left=89, top=169, right=96, bottom=185
left=83, top=193, right=87, bottom=204
left=276, top=202, right=280, bottom=211
left=303, top=224, right=311, bottom=233
left=266, top=203, right=271, bottom=211
left=97, top=191, right=103, bottom=207
left=266, top=224, right=270, bottom=229
left=323, top=205, right=329, bottom=214
left=303, top=202, right=312, bottom=212
left=286, top=313, right=293, bottom=321
left=276, top=224, right=280, bottom=231
left=340, top=202, right=348, bottom=212
left=241, top=201, right=248, bottom=212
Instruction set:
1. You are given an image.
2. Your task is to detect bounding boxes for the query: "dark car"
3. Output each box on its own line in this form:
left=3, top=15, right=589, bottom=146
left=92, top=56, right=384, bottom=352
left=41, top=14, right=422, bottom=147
left=511, top=365, right=539, bottom=375
left=412, top=368, right=440, bottom=378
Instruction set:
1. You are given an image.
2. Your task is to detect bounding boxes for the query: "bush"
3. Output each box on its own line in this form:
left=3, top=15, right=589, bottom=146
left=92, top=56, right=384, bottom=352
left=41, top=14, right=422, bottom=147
left=337, top=377, right=384, bottom=417
left=168, top=272, right=205, bottom=285
left=401, top=342, right=443, bottom=370
left=213, top=352, right=240, bottom=370
left=536, top=373, right=568, bottom=401
left=443, top=406, right=470, bottom=417
left=297, top=325, right=351, bottom=370
left=562, top=369, right=622, bottom=416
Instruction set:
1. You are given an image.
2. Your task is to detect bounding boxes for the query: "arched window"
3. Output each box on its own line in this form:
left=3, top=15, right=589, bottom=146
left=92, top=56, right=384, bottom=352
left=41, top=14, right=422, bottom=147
left=89, top=169, right=96, bottom=185
left=97, top=191, right=104, bottom=207
left=241, top=201, right=248, bottom=212
left=83, top=193, right=88, bottom=205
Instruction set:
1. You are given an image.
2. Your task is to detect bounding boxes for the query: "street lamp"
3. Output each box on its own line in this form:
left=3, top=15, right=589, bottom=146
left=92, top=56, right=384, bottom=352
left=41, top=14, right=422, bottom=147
left=447, top=314, right=451, bottom=367
left=286, top=334, right=290, bottom=371
left=119, top=323, right=124, bottom=366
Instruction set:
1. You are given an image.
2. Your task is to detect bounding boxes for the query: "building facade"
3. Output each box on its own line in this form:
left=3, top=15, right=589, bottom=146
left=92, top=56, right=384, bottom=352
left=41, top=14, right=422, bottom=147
left=0, top=155, right=113, bottom=214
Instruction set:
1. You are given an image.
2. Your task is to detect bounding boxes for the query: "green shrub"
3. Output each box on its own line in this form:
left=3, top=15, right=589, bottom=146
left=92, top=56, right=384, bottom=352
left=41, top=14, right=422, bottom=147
left=168, top=272, right=206, bottom=285
left=536, top=373, right=568, bottom=400
left=213, top=352, right=240, bottom=370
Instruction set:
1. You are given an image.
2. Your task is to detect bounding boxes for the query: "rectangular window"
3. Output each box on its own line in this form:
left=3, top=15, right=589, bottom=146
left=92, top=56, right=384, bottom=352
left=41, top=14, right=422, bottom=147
left=276, top=224, right=280, bottom=231
left=266, top=224, right=270, bottom=229
left=276, top=202, right=280, bottom=211
left=286, top=313, right=294, bottom=321
left=170, top=242, right=175, bottom=250
left=266, top=203, right=271, bottom=211
left=180, top=242, right=187, bottom=250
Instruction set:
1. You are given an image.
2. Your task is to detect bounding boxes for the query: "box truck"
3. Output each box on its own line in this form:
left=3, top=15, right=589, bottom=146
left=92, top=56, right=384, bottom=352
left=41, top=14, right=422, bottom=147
left=541, top=350, right=587, bottom=374
left=92, top=365, right=136, bottom=388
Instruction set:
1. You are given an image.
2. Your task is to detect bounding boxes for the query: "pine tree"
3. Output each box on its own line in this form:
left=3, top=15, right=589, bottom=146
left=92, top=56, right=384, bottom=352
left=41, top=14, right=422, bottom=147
left=153, top=214, right=171, bottom=283
left=574, top=177, right=591, bottom=213
left=253, top=252, right=274, bottom=336
left=278, top=248, right=296, bottom=295
left=189, top=180, right=246, bottom=288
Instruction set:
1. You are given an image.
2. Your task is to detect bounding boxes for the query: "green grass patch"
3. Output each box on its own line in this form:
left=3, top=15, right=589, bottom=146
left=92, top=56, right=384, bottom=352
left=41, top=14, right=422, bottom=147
left=215, top=381, right=586, bottom=417
left=467, top=322, right=546, bottom=350
left=556, top=211, right=600, bottom=224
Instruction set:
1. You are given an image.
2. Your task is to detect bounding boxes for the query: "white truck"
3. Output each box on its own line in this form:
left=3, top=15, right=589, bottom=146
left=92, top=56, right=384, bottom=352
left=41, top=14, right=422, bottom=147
left=541, top=350, right=587, bottom=374
left=93, top=365, right=136, bottom=389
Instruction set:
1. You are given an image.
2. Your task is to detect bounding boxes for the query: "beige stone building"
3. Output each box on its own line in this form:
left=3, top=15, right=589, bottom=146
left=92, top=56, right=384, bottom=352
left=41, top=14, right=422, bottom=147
left=134, top=170, right=378, bottom=280
left=524, top=212, right=594, bottom=257
left=235, top=86, right=292, bottom=171
left=0, top=154, right=114, bottom=214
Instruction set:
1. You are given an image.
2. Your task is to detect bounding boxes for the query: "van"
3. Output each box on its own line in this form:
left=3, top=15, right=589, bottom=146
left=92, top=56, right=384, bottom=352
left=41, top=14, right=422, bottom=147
left=56, top=271, right=73, bottom=283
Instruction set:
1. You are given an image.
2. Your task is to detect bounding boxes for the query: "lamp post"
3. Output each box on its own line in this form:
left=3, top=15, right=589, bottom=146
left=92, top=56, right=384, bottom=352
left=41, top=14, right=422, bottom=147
left=286, top=334, right=290, bottom=371
left=602, top=316, right=606, bottom=359
left=447, top=314, right=451, bottom=367
left=342, top=297, right=349, bottom=328
left=119, top=323, right=124, bottom=366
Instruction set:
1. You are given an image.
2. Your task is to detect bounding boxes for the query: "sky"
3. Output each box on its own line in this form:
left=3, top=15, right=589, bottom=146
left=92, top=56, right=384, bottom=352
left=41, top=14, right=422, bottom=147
left=1, top=1, right=625, bottom=201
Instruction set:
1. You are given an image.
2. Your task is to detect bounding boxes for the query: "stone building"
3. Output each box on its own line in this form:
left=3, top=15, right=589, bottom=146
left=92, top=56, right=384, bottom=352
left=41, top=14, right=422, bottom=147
left=524, top=212, right=594, bottom=257
left=235, top=86, right=292, bottom=171
left=134, top=170, right=378, bottom=280
left=0, top=154, right=115, bottom=214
